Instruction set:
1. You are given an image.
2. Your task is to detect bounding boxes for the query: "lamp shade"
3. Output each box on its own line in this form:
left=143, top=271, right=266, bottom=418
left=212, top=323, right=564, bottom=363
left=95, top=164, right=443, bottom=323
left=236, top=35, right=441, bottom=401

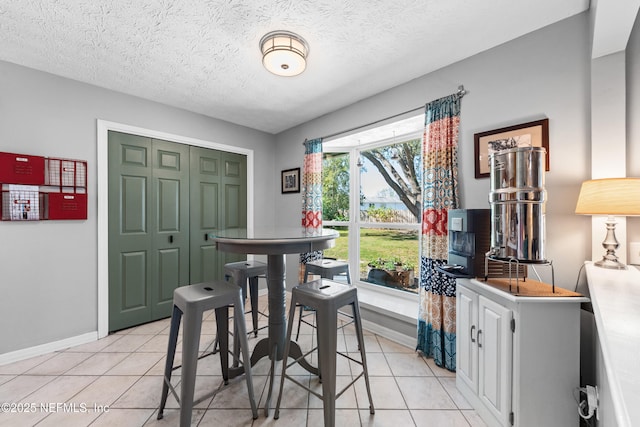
left=575, top=178, right=640, bottom=216
left=260, top=31, right=309, bottom=77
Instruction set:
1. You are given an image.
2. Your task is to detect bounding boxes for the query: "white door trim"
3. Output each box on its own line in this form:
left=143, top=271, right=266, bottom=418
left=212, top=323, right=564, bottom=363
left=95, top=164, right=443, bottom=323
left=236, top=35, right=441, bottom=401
left=97, top=120, right=255, bottom=338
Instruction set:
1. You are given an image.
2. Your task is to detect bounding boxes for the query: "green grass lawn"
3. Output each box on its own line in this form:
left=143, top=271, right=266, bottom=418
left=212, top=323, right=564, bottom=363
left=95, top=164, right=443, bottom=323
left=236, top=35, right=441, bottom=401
left=323, top=227, right=419, bottom=280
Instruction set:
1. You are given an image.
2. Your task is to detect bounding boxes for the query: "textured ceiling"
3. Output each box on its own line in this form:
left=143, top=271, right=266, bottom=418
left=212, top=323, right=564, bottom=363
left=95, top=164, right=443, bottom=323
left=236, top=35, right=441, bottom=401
left=0, top=0, right=589, bottom=134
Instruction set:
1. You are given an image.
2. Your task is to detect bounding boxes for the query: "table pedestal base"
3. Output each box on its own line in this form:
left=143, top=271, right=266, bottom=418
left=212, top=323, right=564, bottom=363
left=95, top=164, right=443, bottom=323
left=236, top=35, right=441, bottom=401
left=229, top=337, right=318, bottom=415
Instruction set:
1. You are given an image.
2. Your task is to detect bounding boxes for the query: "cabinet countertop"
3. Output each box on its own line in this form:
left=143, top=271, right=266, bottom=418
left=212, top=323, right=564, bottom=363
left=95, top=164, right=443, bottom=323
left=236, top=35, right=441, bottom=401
left=586, top=262, right=640, bottom=427
left=466, top=277, right=589, bottom=304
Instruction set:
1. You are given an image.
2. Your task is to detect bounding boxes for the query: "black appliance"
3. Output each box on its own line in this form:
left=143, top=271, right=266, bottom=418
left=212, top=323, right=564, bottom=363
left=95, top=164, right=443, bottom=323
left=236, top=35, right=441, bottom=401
left=438, top=208, right=526, bottom=279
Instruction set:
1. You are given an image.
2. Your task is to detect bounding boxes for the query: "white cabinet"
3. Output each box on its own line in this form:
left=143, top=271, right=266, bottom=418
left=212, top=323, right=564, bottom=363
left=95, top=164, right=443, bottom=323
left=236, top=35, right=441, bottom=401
left=457, top=285, right=478, bottom=393
left=478, top=295, right=513, bottom=424
left=456, top=278, right=588, bottom=427
left=457, top=285, right=512, bottom=426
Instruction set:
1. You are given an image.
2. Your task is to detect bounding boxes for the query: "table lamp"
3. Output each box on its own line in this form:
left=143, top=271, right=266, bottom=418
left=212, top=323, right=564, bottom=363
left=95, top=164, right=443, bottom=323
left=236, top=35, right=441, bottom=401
left=575, top=178, right=640, bottom=269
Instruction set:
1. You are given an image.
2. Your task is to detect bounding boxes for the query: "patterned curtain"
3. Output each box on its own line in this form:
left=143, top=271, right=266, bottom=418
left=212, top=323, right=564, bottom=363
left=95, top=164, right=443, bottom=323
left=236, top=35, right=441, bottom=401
left=416, top=94, right=461, bottom=371
left=299, top=138, right=323, bottom=282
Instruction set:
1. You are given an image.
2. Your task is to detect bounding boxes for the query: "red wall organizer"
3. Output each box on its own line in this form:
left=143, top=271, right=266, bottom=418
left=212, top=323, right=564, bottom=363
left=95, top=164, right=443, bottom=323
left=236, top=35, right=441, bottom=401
left=1, top=151, right=87, bottom=221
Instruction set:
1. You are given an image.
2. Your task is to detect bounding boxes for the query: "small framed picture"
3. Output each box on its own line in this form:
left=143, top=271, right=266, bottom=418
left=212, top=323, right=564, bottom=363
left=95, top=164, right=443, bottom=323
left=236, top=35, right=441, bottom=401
left=474, top=118, right=549, bottom=178
left=281, top=168, right=300, bottom=193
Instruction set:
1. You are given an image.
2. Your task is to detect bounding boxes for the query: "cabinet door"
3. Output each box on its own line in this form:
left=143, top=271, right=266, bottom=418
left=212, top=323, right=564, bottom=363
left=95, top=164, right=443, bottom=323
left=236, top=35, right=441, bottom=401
left=478, top=295, right=512, bottom=426
left=456, top=285, right=478, bottom=393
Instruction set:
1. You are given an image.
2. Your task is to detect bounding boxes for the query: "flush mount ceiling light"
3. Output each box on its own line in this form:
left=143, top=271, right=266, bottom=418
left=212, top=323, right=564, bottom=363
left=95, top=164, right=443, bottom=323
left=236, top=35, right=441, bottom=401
left=260, top=30, right=309, bottom=77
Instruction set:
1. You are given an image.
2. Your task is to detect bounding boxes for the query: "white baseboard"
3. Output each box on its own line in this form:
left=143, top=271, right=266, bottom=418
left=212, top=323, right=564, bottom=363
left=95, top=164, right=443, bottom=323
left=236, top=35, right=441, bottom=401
left=0, top=332, right=98, bottom=366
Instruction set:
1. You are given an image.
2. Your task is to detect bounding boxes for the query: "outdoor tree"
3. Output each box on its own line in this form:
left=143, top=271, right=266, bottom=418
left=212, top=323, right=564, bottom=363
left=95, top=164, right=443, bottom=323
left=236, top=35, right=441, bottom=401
left=322, top=154, right=350, bottom=221
left=361, top=138, right=421, bottom=219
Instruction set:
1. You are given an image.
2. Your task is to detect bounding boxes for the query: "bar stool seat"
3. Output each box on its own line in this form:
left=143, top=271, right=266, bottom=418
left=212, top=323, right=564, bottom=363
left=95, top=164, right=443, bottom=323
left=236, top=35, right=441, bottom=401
left=224, top=260, right=268, bottom=337
left=158, top=281, right=258, bottom=426
left=303, top=258, right=351, bottom=283
left=274, top=279, right=374, bottom=427
left=297, top=259, right=352, bottom=340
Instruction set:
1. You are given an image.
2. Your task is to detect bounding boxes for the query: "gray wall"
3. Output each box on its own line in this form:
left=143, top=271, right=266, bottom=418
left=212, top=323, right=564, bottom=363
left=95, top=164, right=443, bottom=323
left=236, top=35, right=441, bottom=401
left=628, top=12, right=640, bottom=243
left=275, top=12, right=594, bottom=290
left=0, top=61, right=276, bottom=355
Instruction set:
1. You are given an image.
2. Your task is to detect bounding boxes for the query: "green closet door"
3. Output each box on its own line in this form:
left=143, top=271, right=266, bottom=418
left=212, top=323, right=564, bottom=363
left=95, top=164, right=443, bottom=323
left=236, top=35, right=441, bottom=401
left=108, top=132, right=189, bottom=331
left=108, top=132, right=152, bottom=331
left=220, top=151, right=247, bottom=264
left=189, top=147, right=247, bottom=283
left=189, top=146, right=221, bottom=282
left=108, top=132, right=247, bottom=332
left=151, top=138, right=190, bottom=320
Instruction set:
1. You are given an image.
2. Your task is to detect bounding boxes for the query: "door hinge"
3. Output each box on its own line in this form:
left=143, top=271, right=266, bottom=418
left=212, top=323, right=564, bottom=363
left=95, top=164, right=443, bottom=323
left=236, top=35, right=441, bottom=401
left=509, top=411, right=514, bottom=425
left=511, top=318, right=516, bottom=333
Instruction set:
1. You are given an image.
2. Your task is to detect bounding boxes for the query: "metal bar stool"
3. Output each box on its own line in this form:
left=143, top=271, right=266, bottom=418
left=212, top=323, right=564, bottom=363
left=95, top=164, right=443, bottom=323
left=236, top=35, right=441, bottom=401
left=296, top=259, right=352, bottom=340
left=158, top=281, right=258, bottom=426
left=224, top=260, right=268, bottom=337
left=274, top=279, right=375, bottom=427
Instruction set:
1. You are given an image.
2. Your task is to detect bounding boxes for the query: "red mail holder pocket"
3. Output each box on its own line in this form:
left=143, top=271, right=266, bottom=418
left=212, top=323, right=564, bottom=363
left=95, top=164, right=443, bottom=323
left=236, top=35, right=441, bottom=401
left=0, top=152, right=45, bottom=185
left=48, top=193, right=87, bottom=220
left=1, top=152, right=87, bottom=221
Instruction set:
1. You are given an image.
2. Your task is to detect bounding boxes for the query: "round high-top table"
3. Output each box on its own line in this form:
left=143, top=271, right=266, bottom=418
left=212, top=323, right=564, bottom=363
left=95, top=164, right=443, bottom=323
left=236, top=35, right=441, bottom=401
left=211, top=227, right=338, bottom=414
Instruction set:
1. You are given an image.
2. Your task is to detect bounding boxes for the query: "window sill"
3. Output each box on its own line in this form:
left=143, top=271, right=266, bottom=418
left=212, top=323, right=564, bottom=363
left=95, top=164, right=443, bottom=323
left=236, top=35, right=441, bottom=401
left=356, top=281, right=418, bottom=323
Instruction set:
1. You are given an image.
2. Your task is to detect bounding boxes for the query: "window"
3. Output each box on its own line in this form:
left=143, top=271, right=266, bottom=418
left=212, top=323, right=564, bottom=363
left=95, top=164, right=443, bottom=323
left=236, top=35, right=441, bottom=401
left=322, top=115, right=423, bottom=294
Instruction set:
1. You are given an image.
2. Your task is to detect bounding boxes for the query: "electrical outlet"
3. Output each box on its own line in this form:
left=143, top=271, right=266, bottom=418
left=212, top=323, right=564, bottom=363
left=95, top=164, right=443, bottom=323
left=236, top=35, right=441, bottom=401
left=630, top=242, right=640, bottom=265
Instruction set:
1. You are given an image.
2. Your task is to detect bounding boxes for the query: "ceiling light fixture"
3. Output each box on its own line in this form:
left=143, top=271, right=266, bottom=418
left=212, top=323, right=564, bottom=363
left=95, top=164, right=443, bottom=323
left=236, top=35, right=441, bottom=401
left=260, top=30, right=309, bottom=77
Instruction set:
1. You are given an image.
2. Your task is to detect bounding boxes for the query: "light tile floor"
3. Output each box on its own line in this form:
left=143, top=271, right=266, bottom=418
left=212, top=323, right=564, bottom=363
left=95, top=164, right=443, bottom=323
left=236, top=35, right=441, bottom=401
left=0, top=293, right=486, bottom=427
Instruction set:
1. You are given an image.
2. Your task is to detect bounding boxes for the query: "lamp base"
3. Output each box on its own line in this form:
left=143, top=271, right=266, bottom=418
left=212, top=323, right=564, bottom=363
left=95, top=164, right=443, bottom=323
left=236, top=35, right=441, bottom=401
left=594, top=257, right=627, bottom=270
left=593, top=216, right=627, bottom=270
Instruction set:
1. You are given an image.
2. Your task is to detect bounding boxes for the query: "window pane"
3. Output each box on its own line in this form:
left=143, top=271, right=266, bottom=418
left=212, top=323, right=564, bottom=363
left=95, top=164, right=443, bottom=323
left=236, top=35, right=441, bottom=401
left=360, top=227, right=419, bottom=293
left=322, top=225, right=348, bottom=261
left=359, top=139, right=420, bottom=224
left=321, top=131, right=422, bottom=295
left=358, top=138, right=420, bottom=293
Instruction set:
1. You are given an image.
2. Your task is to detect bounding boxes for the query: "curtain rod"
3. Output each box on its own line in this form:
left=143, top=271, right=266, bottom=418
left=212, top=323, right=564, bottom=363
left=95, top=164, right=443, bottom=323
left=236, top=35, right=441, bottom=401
left=305, top=85, right=466, bottom=143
